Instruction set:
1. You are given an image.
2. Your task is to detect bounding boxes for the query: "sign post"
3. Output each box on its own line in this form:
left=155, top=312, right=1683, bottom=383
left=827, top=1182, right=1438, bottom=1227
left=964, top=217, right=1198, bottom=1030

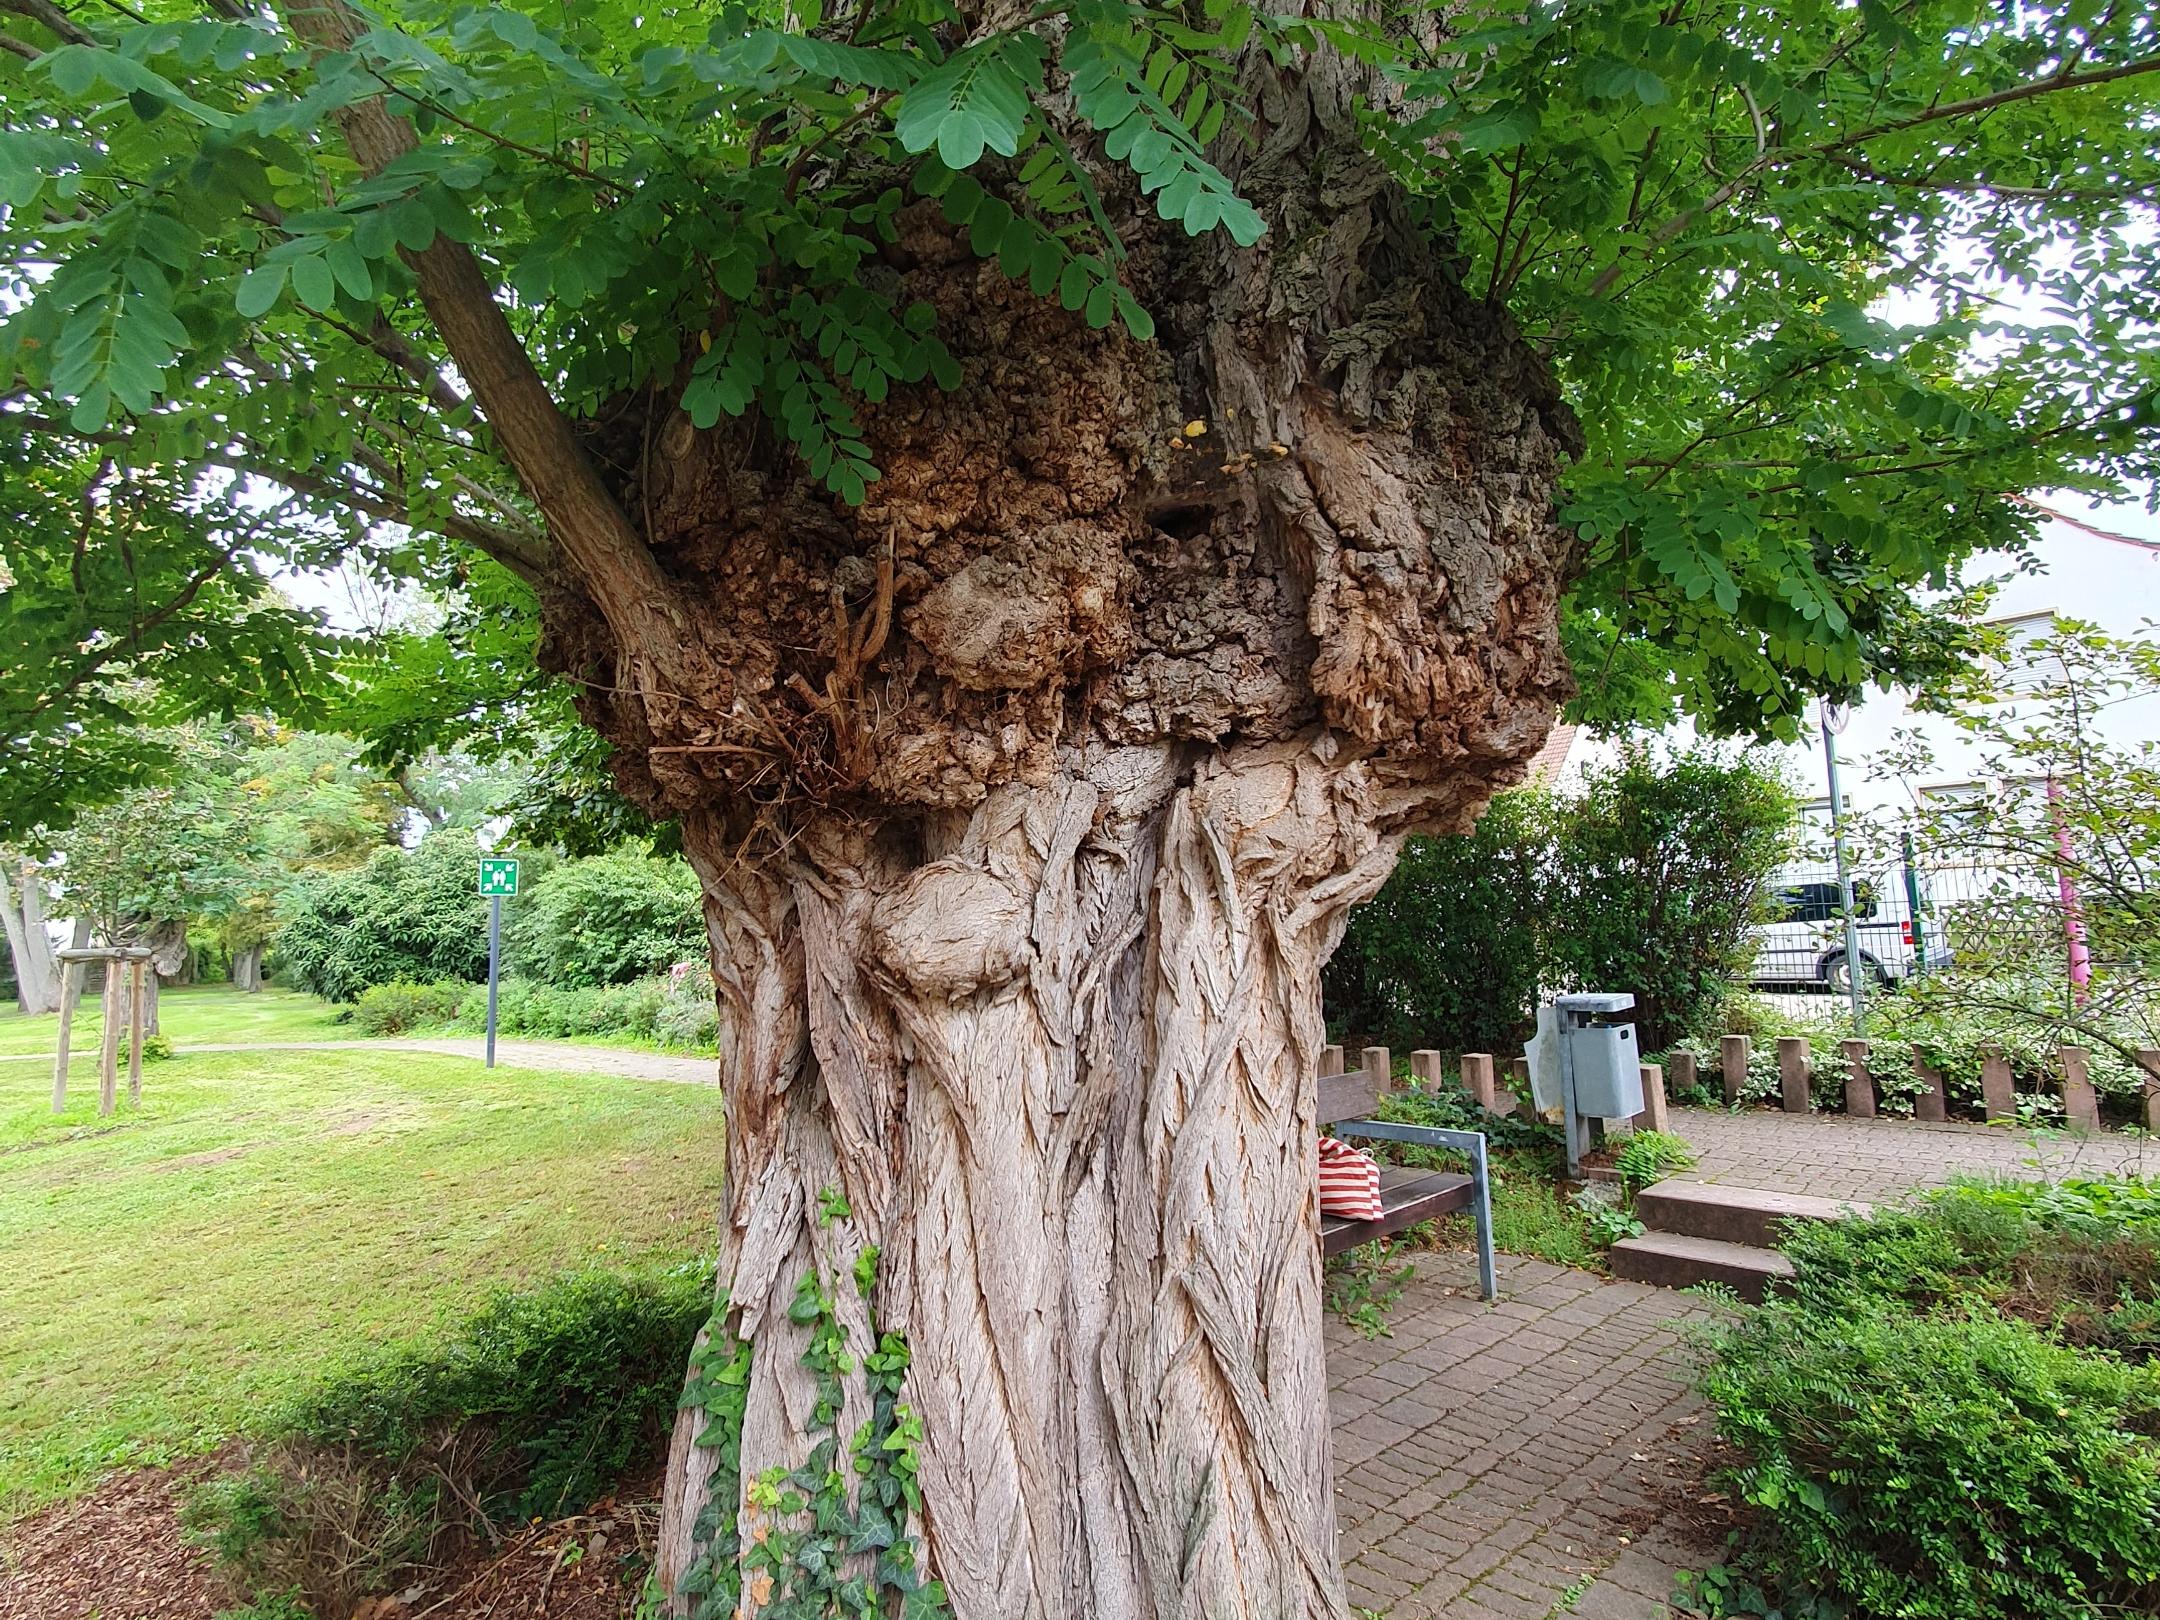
left=478, top=857, right=520, bottom=1068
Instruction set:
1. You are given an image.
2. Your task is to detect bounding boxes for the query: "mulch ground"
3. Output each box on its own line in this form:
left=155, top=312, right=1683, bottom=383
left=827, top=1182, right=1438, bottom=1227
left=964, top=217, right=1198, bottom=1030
left=0, top=1460, right=655, bottom=1620
left=0, top=1460, right=222, bottom=1620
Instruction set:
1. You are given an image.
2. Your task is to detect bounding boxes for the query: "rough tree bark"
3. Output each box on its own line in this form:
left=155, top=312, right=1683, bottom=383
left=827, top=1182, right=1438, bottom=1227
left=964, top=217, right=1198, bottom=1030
left=297, top=7, right=1578, bottom=1615
left=0, top=855, right=60, bottom=1014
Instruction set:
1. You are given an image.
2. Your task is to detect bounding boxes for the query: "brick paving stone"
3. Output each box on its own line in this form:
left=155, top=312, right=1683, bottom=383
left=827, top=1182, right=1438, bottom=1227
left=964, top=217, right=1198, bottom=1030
left=1327, top=1251, right=1719, bottom=1619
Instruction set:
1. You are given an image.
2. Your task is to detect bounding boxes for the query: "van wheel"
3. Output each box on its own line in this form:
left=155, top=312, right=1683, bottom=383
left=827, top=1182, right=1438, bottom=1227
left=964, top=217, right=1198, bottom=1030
left=1823, top=952, right=1886, bottom=993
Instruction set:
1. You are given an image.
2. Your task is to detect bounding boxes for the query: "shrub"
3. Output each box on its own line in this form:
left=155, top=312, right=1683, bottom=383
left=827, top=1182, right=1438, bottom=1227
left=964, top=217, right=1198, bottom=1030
left=1328, top=743, right=1793, bottom=1056
left=350, top=979, right=467, bottom=1036
left=274, top=835, right=490, bottom=1002
left=448, top=965, right=719, bottom=1052
left=1544, top=744, right=1795, bottom=1051
left=287, top=1259, right=712, bottom=1519
left=1699, top=1300, right=2160, bottom=1618
left=505, top=851, right=704, bottom=989
left=1697, top=1182, right=2160, bottom=1617
left=186, top=1260, right=714, bottom=1617
left=119, top=1031, right=175, bottom=1063
left=182, top=1456, right=432, bottom=1620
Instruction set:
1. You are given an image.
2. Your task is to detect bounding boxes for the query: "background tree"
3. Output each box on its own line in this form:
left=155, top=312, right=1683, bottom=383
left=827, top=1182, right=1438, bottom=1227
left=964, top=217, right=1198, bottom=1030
left=274, top=830, right=494, bottom=1002
left=1326, top=746, right=1794, bottom=1054
left=506, top=849, right=705, bottom=988
left=1, top=0, right=2155, bottom=1615
left=1866, top=622, right=2160, bottom=1088
left=0, top=850, right=61, bottom=1013
left=0, top=437, right=339, bottom=834
left=1545, top=745, right=1796, bottom=1049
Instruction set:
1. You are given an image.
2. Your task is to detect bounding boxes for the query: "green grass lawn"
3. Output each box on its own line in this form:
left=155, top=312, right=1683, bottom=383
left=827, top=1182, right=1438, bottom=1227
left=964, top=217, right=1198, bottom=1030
left=0, top=1045, right=725, bottom=1515
left=0, top=983, right=350, bottom=1058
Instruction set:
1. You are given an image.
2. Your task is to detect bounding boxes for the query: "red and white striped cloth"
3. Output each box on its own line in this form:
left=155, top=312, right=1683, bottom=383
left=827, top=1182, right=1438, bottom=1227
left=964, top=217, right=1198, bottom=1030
left=1317, top=1135, right=1382, bottom=1220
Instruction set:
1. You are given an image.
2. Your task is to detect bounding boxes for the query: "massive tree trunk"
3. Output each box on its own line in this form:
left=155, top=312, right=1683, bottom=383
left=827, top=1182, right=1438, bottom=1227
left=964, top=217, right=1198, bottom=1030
left=577, top=52, right=1580, bottom=1605
left=309, top=14, right=1577, bottom=1615
left=0, top=855, right=61, bottom=1015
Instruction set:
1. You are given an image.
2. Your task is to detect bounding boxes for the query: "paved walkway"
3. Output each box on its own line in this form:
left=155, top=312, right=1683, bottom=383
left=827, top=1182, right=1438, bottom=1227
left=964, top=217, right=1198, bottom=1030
left=1332, top=1253, right=1718, bottom=1620
left=2, top=1036, right=719, bottom=1086
left=1667, top=1104, right=2158, bottom=1204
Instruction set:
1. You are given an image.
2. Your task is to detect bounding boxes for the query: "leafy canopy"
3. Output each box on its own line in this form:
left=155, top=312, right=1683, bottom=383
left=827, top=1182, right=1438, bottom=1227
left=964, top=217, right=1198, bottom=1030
left=1373, top=0, right=2160, bottom=735
left=0, top=0, right=2154, bottom=835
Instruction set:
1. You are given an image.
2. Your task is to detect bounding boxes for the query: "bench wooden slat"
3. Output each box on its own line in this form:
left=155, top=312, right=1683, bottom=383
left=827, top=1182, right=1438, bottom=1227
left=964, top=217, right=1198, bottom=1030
left=1317, top=1070, right=1382, bottom=1126
left=1319, top=1166, right=1475, bottom=1257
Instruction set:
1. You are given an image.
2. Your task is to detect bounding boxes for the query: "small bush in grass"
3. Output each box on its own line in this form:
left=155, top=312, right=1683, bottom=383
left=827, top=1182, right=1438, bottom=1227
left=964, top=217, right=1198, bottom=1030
left=1699, top=1300, right=2160, bottom=1618
left=182, top=1454, right=435, bottom=1620
left=119, top=1031, right=174, bottom=1063
left=185, top=1259, right=714, bottom=1615
left=350, top=979, right=468, bottom=1037
left=288, top=1259, right=712, bottom=1519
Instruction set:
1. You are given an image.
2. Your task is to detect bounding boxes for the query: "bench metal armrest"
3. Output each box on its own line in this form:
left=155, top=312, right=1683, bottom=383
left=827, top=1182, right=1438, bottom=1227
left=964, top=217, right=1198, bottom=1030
left=1332, top=1118, right=1498, bottom=1303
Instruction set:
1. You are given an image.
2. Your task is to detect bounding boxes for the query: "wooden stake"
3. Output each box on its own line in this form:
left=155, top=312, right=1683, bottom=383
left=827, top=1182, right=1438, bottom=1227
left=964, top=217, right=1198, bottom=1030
left=127, top=957, right=147, bottom=1105
left=1721, top=1035, right=1751, bottom=1107
left=1635, top=1063, right=1670, bottom=1132
left=98, top=961, right=121, bottom=1117
left=2059, top=1046, right=2100, bottom=1134
left=51, top=957, right=81, bottom=1114
left=1459, top=1052, right=1498, bottom=1112
left=1980, top=1045, right=2016, bottom=1125
left=1913, top=1053, right=1949, bottom=1122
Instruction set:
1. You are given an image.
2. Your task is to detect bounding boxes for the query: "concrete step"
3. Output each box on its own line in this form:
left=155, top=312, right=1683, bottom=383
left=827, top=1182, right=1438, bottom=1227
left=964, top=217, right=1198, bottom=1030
left=1635, top=1180, right=1872, bottom=1249
left=1608, top=1232, right=1795, bottom=1303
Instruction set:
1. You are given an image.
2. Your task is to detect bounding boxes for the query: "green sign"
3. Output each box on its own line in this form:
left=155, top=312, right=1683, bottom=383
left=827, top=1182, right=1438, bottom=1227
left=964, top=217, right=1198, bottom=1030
left=478, top=857, right=520, bottom=897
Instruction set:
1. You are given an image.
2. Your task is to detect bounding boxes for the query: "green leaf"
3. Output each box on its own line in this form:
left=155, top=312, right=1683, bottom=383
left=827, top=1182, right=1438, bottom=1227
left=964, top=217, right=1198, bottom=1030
left=234, top=264, right=286, bottom=318
left=290, top=253, right=336, bottom=311
left=893, top=45, right=1031, bottom=171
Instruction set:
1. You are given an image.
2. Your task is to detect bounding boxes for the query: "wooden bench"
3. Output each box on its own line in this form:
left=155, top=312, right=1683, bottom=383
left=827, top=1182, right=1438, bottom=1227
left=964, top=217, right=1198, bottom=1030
left=1318, top=1045, right=1497, bottom=1300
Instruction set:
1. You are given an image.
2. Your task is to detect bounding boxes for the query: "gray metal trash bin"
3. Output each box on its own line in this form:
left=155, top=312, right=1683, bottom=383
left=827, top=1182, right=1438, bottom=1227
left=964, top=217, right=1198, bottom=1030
left=1568, top=1021, right=1642, bottom=1118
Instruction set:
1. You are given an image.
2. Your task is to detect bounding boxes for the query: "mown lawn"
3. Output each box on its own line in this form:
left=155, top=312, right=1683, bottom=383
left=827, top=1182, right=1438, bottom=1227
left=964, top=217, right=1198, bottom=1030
left=0, top=983, right=349, bottom=1058
left=0, top=1046, right=724, bottom=1515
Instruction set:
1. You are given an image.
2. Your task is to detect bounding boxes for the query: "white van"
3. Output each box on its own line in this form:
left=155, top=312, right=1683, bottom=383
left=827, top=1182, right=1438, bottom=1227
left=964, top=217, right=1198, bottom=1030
left=1748, top=872, right=1952, bottom=991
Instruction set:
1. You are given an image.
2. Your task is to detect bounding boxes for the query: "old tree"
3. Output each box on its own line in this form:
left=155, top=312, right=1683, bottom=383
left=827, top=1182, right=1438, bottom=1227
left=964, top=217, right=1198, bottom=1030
left=4, top=0, right=2157, bottom=1613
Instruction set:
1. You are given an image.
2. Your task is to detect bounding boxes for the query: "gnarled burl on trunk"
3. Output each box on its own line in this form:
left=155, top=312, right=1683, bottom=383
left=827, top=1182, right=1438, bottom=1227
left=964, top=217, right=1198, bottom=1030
left=545, top=58, right=1580, bottom=1620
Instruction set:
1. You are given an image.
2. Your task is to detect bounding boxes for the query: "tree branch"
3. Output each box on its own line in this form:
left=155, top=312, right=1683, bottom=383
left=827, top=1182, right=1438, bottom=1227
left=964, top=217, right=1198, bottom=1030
left=1581, top=47, right=2160, bottom=305
left=8, top=407, right=551, bottom=582
left=283, top=0, right=687, bottom=672
left=1822, top=52, right=2160, bottom=151
left=0, top=0, right=94, bottom=46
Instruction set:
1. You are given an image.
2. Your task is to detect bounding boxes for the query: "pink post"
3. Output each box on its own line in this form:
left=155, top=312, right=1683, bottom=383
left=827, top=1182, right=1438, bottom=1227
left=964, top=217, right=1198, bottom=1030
left=2047, top=776, right=2092, bottom=1007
